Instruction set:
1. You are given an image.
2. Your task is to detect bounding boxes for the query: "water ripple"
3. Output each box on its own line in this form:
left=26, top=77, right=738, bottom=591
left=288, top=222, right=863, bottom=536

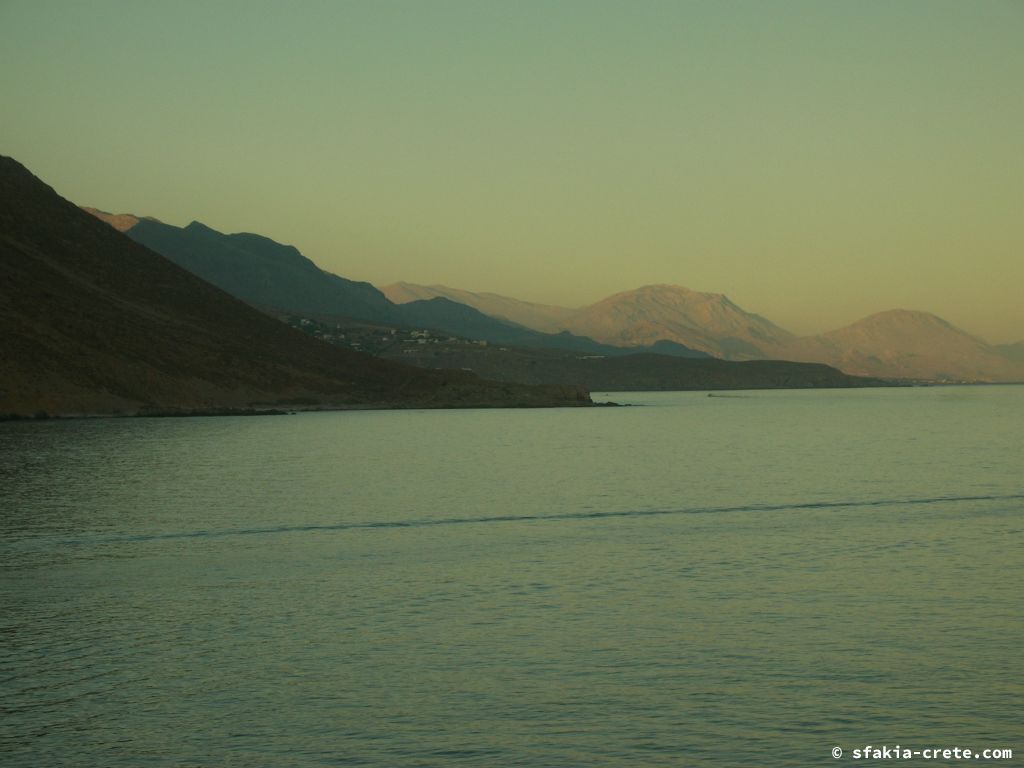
left=26, top=491, right=1024, bottom=547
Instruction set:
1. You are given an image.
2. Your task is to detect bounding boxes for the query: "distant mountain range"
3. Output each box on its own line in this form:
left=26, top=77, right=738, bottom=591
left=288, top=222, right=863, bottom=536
left=1, top=159, right=589, bottom=417
left=382, top=282, right=793, bottom=359
left=384, top=283, right=1024, bottom=383
left=83, top=205, right=1022, bottom=384
left=86, top=209, right=707, bottom=360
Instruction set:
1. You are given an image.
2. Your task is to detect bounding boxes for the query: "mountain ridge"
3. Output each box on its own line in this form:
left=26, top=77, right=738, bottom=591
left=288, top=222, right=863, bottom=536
left=127, top=217, right=397, bottom=323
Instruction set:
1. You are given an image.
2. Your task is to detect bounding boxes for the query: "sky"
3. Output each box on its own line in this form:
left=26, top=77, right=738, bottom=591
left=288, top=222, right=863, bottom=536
left=2, top=1, right=1022, bottom=342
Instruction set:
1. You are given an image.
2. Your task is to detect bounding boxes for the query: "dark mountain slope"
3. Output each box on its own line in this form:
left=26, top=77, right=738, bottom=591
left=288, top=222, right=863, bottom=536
left=128, top=218, right=394, bottom=322
left=0, top=157, right=589, bottom=417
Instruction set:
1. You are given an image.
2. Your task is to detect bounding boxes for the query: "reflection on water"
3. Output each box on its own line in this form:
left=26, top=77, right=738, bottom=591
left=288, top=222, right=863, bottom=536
left=2, top=387, right=1022, bottom=766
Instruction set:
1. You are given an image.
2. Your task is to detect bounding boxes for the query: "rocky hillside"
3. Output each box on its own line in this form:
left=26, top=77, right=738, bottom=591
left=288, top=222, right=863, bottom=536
left=775, top=310, right=1024, bottom=382
left=1, top=157, right=591, bottom=417
left=126, top=217, right=396, bottom=323
left=557, top=284, right=794, bottom=360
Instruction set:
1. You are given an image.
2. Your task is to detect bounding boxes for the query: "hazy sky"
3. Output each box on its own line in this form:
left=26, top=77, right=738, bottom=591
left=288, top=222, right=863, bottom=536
left=2, top=1, right=1022, bottom=342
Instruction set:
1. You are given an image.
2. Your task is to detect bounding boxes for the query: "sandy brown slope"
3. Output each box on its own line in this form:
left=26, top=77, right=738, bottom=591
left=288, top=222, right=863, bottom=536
left=80, top=206, right=141, bottom=233
left=0, top=157, right=589, bottom=417
left=771, top=310, right=1024, bottom=382
left=558, top=284, right=794, bottom=360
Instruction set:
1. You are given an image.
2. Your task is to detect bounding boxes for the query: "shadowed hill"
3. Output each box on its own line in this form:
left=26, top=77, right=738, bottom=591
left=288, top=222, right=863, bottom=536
left=0, top=157, right=590, bottom=417
left=127, top=217, right=395, bottom=323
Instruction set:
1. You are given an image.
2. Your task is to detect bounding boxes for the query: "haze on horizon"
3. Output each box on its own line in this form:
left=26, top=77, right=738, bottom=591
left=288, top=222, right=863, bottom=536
left=2, top=1, right=1021, bottom=343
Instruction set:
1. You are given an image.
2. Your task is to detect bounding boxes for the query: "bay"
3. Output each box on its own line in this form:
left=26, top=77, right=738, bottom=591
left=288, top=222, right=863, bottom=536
left=2, top=386, right=1022, bottom=766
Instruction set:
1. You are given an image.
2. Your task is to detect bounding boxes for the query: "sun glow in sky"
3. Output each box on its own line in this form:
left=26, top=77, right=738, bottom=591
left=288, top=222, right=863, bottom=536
left=2, top=1, right=1022, bottom=341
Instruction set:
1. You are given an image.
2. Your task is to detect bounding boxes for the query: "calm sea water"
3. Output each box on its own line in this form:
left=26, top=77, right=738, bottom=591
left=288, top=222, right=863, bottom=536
left=2, top=386, right=1022, bottom=767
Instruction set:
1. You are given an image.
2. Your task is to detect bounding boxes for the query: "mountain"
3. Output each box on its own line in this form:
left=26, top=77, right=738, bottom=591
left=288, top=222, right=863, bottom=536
left=775, top=310, right=1024, bottom=382
left=383, top=282, right=577, bottom=330
left=0, top=157, right=590, bottom=417
left=558, top=284, right=794, bottom=359
left=86, top=211, right=706, bottom=358
left=125, top=217, right=395, bottom=322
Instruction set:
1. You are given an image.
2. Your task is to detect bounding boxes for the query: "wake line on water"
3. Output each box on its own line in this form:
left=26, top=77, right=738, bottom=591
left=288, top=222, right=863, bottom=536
left=50, top=492, right=1024, bottom=546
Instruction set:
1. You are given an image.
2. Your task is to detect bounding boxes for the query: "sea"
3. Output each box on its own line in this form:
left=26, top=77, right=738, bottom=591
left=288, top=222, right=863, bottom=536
left=2, top=386, right=1022, bottom=767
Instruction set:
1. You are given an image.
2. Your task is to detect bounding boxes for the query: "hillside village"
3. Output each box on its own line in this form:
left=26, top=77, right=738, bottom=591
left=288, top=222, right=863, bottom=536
left=280, top=315, right=490, bottom=356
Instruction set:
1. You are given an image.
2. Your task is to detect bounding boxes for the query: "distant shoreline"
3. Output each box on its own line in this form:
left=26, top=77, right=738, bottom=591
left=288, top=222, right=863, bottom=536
left=10, top=381, right=1024, bottom=422
left=0, top=401, right=604, bottom=422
